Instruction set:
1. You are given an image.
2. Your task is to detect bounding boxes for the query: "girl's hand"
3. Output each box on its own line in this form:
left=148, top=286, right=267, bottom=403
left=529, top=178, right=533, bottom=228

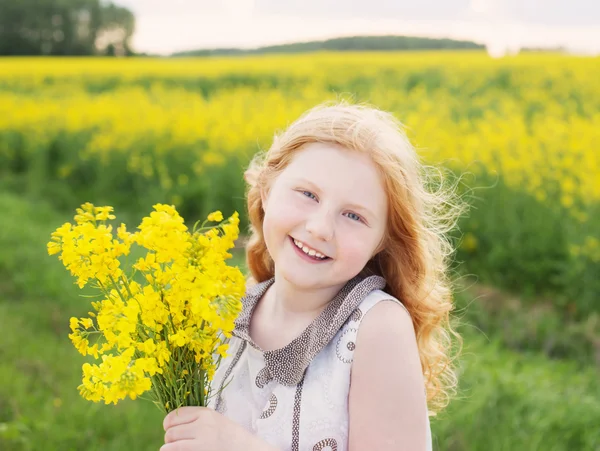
left=161, top=406, right=278, bottom=451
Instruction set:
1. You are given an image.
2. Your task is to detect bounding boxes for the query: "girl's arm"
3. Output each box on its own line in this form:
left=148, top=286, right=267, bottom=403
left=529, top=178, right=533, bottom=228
left=348, top=301, right=430, bottom=451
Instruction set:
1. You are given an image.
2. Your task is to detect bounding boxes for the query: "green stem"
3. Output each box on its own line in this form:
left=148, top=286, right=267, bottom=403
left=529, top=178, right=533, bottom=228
left=120, top=274, right=135, bottom=299
left=198, top=367, right=206, bottom=407
left=108, top=274, right=127, bottom=304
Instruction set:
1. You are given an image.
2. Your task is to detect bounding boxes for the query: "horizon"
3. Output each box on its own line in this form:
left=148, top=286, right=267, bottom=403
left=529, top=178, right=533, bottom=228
left=116, top=0, right=600, bottom=57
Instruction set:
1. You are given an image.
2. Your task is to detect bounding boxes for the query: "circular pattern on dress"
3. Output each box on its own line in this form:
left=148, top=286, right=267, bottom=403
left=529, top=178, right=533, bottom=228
left=259, top=393, right=278, bottom=419
left=336, top=327, right=357, bottom=363
left=313, top=438, right=338, bottom=451
left=255, top=366, right=272, bottom=388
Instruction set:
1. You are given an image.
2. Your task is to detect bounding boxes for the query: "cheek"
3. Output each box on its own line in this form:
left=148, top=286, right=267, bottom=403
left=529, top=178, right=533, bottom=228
left=262, top=193, right=304, bottom=238
left=337, top=229, right=379, bottom=264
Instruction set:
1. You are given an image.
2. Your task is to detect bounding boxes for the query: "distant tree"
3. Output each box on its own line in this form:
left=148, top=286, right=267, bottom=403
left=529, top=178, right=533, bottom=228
left=0, top=0, right=135, bottom=56
left=105, top=42, right=117, bottom=56
left=172, top=35, right=485, bottom=57
left=95, top=1, right=135, bottom=56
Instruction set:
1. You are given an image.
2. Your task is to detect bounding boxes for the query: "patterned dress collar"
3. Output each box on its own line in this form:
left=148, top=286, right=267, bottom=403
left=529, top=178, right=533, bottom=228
left=232, top=274, right=387, bottom=386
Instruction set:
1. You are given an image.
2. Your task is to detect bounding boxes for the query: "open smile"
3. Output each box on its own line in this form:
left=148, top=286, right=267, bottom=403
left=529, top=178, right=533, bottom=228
left=289, top=236, right=332, bottom=262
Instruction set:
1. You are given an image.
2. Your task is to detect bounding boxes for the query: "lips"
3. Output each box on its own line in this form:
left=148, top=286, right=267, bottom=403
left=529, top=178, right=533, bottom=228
left=289, top=236, right=332, bottom=262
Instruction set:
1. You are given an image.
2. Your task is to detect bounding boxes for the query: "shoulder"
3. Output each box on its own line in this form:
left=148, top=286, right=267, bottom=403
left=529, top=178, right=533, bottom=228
left=356, top=289, right=413, bottom=327
left=348, top=295, right=430, bottom=449
left=351, top=291, right=421, bottom=389
left=354, top=293, right=416, bottom=360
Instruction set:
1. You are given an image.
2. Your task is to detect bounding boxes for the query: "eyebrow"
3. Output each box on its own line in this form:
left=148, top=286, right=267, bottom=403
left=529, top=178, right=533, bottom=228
left=292, top=177, right=377, bottom=219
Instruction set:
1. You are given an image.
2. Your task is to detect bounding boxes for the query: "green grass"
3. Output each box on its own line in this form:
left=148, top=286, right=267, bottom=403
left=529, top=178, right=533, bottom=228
left=453, top=279, right=600, bottom=367
left=0, top=302, right=164, bottom=450
left=431, top=333, right=600, bottom=450
left=0, top=192, right=598, bottom=450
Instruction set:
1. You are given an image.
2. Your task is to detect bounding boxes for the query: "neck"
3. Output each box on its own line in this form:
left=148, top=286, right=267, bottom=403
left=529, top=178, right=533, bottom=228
left=266, top=270, right=346, bottom=322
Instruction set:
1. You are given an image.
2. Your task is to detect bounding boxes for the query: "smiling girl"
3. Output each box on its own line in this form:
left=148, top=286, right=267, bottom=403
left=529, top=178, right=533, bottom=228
left=161, top=101, right=465, bottom=451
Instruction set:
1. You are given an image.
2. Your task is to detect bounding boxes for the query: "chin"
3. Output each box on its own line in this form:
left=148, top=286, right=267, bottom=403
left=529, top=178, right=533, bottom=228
left=279, top=268, right=319, bottom=289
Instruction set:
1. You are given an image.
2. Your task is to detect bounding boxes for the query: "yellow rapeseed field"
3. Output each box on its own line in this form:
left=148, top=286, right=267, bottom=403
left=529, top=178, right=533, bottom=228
left=1, top=51, right=598, bottom=311
left=1, top=53, right=598, bottom=207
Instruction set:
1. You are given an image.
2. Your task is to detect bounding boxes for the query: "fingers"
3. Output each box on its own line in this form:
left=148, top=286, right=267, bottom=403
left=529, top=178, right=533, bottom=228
left=164, top=423, right=196, bottom=444
left=159, top=439, right=195, bottom=451
left=163, top=406, right=204, bottom=431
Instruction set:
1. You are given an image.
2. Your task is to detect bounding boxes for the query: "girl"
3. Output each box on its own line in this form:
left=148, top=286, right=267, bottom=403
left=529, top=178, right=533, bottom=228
left=161, top=101, right=464, bottom=451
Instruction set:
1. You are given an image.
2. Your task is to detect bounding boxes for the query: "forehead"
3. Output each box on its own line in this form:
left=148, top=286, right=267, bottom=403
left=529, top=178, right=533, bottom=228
left=281, top=142, right=387, bottom=209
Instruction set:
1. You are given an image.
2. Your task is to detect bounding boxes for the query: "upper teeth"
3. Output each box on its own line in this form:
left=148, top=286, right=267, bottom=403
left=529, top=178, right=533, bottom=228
left=293, top=239, right=327, bottom=259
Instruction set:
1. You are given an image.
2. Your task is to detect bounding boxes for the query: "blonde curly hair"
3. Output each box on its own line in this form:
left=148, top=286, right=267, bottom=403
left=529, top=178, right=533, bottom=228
left=242, top=100, right=466, bottom=416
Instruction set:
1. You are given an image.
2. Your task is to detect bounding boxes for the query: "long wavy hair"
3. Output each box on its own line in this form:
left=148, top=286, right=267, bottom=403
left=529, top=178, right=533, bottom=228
left=243, top=100, right=466, bottom=416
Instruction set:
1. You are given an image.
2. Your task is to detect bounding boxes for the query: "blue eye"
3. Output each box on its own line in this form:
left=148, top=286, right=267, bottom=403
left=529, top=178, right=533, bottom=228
left=302, top=191, right=317, bottom=200
left=346, top=212, right=362, bottom=222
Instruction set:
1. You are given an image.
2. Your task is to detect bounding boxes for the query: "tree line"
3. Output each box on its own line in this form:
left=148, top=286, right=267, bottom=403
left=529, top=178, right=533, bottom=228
left=0, top=0, right=135, bottom=56
left=172, top=35, right=484, bottom=57
left=0, top=0, right=486, bottom=59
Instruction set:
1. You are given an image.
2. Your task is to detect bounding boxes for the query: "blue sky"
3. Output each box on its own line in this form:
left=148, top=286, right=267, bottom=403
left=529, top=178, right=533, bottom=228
left=115, top=0, right=600, bottom=55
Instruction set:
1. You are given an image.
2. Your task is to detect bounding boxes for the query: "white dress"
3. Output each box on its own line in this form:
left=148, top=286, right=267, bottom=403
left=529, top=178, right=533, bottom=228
left=209, top=274, right=433, bottom=451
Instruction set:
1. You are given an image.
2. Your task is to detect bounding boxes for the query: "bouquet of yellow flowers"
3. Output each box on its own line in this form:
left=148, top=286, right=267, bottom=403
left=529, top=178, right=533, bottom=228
left=47, top=203, right=245, bottom=413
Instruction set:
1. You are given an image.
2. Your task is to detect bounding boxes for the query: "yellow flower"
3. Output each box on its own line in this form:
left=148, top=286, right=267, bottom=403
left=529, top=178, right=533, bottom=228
left=461, top=232, right=478, bottom=253
left=69, top=332, right=89, bottom=356
left=134, top=357, right=161, bottom=376
left=47, top=241, right=61, bottom=256
left=155, top=342, right=171, bottom=366
left=169, top=329, right=190, bottom=347
left=69, top=317, right=80, bottom=332
left=217, top=343, right=229, bottom=358
left=50, top=203, right=245, bottom=410
left=207, top=211, right=224, bottom=222
left=74, top=203, right=95, bottom=224
left=137, top=338, right=156, bottom=355
left=95, top=206, right=116, bottom=221
left=88, top=343, right=100, bottom=359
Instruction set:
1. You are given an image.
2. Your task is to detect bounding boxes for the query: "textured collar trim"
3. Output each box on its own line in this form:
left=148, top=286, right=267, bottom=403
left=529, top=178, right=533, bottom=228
left=232, top=275, right=387, bottom=386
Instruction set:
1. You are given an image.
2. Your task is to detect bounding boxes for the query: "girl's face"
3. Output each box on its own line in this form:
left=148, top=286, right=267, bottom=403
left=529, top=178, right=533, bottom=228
left=261, top=142, right=388, bottom=292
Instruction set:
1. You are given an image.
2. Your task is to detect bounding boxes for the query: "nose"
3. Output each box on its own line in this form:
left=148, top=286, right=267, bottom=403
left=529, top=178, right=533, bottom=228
left=305, top=207, right=335, bottom=242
